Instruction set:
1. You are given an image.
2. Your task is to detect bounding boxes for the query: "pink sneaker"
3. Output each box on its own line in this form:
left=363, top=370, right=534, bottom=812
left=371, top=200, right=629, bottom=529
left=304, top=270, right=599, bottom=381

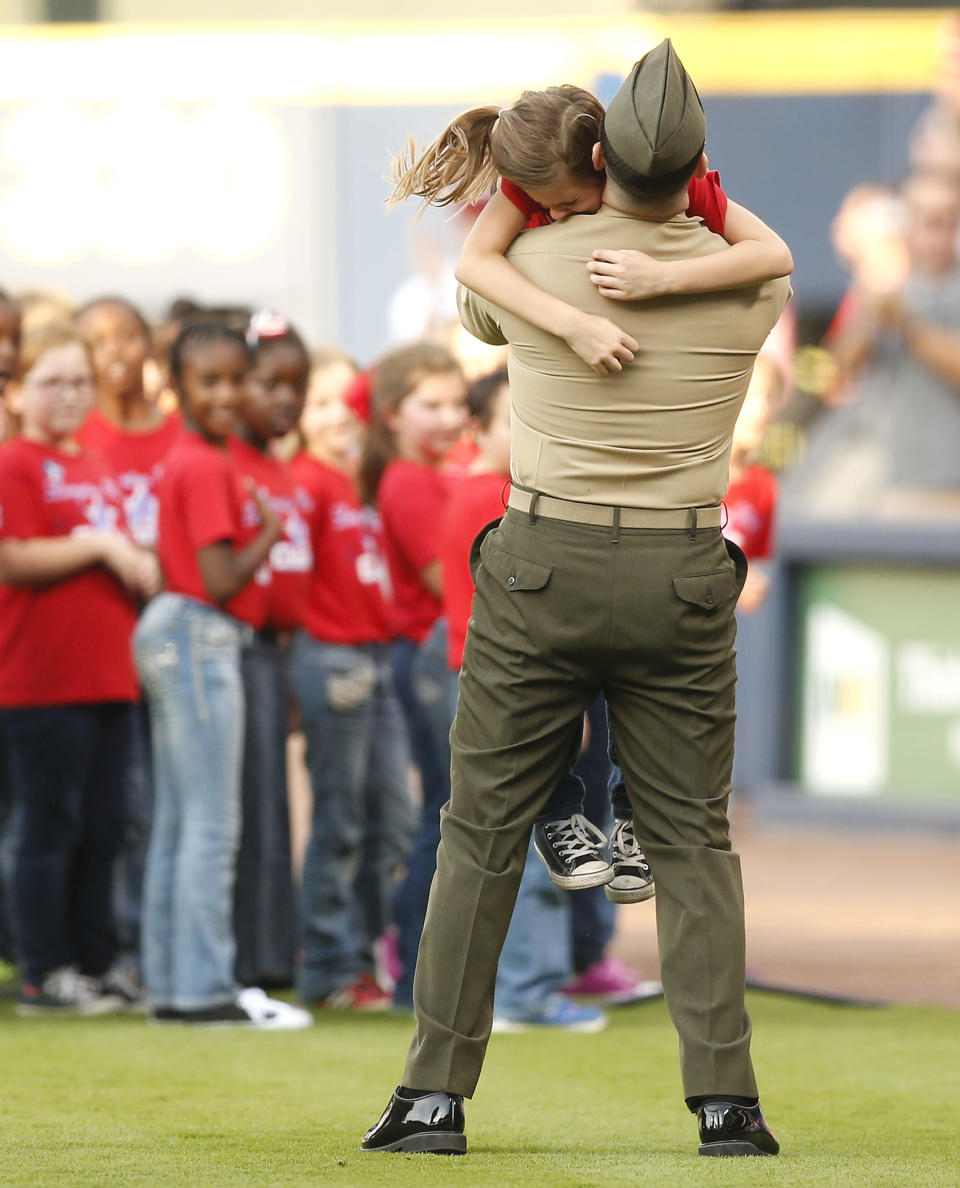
left=563, top=957, right=662, bottom=1005
left=375, top=927, right=403, bottom=990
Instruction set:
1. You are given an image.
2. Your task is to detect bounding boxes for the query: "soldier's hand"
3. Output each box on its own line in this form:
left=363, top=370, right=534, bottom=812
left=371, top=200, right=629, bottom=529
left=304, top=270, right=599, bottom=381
left=563, top=312, right=639, bottom=376
left=588, top=249, right=668, bottom=301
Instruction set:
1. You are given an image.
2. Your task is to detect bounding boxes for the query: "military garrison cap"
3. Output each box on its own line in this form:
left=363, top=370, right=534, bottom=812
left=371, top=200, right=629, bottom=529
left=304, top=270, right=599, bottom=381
left=604, top=39, right=705, bottom=177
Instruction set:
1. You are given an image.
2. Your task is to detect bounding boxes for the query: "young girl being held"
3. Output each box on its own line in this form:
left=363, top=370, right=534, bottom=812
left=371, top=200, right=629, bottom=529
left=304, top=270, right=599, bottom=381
left=0, top=325, right=160, bottom=1014
left=390, top=86, right=793, bottom=376
left=133, top=321, right=311, bottom=1029
left=357, top=342, right=468, bottom=1009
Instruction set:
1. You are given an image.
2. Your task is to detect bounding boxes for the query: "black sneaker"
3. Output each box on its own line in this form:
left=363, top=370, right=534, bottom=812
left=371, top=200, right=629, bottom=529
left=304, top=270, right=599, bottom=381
left=605, top=817, right=656, bottom=904
left=101, top=964, right=147, bottom=1012
left=16, top=966, right=124, bottom=1016
left=533, top=814, right=613, bottom=890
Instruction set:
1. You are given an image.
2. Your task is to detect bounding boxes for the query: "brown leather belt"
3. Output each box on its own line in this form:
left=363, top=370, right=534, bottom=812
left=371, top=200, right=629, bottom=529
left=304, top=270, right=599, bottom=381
left=507, top=488, right=723, bottom=530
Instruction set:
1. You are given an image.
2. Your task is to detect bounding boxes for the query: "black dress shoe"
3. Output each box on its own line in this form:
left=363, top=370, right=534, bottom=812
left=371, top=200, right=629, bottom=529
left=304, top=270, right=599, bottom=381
left=696, top=1100, right=779, bottom=1156
left=361, top=1087, right=466, bottom=1154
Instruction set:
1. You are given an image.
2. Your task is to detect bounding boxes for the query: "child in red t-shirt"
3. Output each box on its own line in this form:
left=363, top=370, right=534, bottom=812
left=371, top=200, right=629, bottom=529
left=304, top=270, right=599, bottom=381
left=133, top=321, right=310, bottom=1031
left=440, top=369, right=613, bottom=1029
left=0, top=324, right=160, bottom=1015
left=723, top=354, right=782, bottom=613
left=227, top=312, right=313, bottom=990
left=391, top=85, right=792, bottom=375
left=357, top=342, right=468, bottom=1008
left=0, top=288, right=20, bottom=973
left=75, top=297, right=181, bottom=549
left=289, top=345, right=414, bottom=1010
left=75, top=296, right=182, bottom=991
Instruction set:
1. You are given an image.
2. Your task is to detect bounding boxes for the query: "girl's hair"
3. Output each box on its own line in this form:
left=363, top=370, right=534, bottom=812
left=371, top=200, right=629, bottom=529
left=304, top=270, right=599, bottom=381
left=168, top=321, right=250, bottom=388
left=245, top=309, right=310, bottom=372
left=74, top=295, right=152, bottom=344
left=310, top=344, right=357, bottom=373
left=389, top=85, right=605, bottom=212
left=357, top=342, right=463, bottom=506
left=17, top=323, right=92, bottom=382
left=467, top=366, right=509, bottom=430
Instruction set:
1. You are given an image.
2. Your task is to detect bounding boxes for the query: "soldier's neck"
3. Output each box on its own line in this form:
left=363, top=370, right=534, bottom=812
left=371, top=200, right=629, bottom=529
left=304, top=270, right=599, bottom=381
left=601, top=181, right=688, bottom=221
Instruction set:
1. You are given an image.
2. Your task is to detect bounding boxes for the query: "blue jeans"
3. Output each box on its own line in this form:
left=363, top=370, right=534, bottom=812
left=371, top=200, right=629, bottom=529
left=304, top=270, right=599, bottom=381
left=290, top=632, right=413, bottom=1002
left=391, top=621, right=452, bottom=1007
left=0, top=701, right=134, bottom=985
left=134, top=593, right=246, bottom=1010
left=234, top=633, right=295, bottom=988
left=494, top=837, right=572, bottom=1019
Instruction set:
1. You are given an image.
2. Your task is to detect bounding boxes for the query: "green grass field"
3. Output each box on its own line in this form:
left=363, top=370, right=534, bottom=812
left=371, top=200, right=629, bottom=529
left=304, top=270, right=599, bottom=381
left=1, top=993, right=957, bottom=1187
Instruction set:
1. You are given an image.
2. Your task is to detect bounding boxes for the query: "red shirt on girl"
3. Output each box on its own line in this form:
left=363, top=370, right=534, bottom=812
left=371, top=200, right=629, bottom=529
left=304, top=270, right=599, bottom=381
left=228, top=437, right=312, bottom=632
left=289, top=452, right=392, bottom=645
left=378, top=459, right=452, bottom=644
left=0, top=438, right=139, bottom=706
left=77, top=409, right=182, bottom=548
left=440, top=471, right=509, bottom=670
left=501, top=170, right=729, bottom=236
left=155, top=431, right=267, bottom=628
left=724, top=464, right=777, bottom=561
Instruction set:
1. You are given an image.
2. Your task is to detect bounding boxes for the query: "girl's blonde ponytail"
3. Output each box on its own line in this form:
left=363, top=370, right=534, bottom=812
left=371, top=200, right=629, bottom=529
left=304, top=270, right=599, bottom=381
left=388, top=106, right=501, bottom=214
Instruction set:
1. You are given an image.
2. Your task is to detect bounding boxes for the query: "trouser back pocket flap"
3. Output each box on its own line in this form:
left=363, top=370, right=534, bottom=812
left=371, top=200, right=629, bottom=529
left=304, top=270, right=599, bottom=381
left=673, top=568, right=737, bottom=612
left=483, top=543, right=553, bottom=591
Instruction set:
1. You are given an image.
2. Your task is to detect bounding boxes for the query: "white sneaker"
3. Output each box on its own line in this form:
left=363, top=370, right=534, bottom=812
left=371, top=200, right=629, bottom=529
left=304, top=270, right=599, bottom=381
left=235, top=987, right=314, bottom=1030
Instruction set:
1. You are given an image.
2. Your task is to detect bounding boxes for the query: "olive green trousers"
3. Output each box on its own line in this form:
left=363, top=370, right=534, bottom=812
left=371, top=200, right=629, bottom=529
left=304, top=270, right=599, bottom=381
left=402, top=508, right=758, bottom=1103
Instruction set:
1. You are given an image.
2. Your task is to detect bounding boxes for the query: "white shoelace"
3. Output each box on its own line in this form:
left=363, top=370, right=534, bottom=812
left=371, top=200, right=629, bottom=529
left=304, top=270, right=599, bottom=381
left=612, top=820, right=652, bottom=873
left=544, top=814, right=606, bottom=864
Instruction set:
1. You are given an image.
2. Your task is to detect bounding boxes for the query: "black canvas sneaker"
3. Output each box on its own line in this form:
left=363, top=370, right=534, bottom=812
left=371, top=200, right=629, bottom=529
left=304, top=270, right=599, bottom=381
left=604, top=817, right=656, bottom=904
left=533, top=814, right=613, bottom=890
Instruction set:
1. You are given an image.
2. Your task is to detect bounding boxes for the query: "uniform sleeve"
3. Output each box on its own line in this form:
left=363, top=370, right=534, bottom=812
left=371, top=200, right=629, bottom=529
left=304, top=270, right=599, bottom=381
left=180, top=457, right=241, bottom=551
left=457, top=285, right=507, bottom=346
left=380, top=469, right=447, bottom=572
left=686, top=170, right=728, bottom=237
left=0, top=456, right=44, bottom=540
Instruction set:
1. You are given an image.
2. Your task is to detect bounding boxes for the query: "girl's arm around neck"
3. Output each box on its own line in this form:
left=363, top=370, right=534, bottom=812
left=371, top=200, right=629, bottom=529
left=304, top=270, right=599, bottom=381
left=457, top=188, right=638, bottom=376
left=588, top=200, right=793, bottom=300
left=196, top=483, right=283, bottom=603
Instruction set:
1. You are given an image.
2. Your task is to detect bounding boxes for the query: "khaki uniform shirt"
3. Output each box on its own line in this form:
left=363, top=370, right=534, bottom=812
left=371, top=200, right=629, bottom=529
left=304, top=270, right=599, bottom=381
left=459, top=205, right=791, bottom=509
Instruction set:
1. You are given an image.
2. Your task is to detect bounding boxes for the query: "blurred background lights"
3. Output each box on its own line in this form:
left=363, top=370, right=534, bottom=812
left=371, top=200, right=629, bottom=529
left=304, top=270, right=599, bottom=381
left=0, top=101, right=290, bottom=265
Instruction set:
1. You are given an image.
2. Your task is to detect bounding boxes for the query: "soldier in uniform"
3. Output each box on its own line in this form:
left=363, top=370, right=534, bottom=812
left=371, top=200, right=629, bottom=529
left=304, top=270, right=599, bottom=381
left=362, top=40, right=790, bottom=1158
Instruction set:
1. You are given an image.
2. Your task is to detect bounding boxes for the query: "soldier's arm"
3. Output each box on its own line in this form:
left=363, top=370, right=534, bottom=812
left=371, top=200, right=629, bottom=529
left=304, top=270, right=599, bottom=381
left=589, top=201, right=792, bottom=300
left=457, top=286, right=507, bottom=346
left=458, top=191, right=636, bottom=376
